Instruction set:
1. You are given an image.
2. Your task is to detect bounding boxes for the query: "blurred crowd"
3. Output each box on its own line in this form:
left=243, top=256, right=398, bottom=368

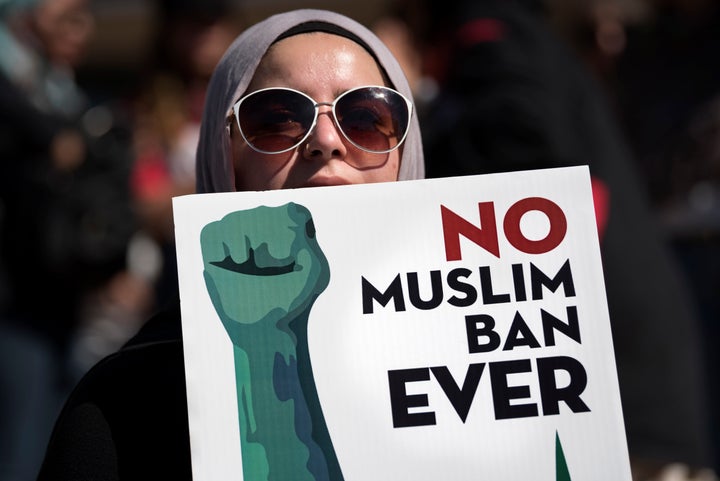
left=0, top=0, right=241, bottom=479
left=0, top=0, right=718, bottom=480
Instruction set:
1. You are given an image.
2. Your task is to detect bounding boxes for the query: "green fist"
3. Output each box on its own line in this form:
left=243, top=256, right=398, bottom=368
left=201, top=202, right=329, bottom=348
left=200, top=203, right=341, bottom=481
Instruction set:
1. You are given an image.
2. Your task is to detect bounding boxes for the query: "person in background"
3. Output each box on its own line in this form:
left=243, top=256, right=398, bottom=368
left=36, top=8, right=423, bottom=480
left=129, top=0, right=240, bottom=311
left=600, top=4, right=720, bottom=471
left=0, top=1, right=138, bottom=480
left=374, top=0, right=715, bottom=479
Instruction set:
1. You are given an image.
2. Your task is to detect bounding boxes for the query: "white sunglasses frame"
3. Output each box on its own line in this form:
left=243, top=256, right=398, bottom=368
left=231, top=85, right=413, bottom=155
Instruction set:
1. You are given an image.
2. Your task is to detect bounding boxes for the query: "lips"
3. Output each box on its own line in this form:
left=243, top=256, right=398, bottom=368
left=301, top=175, right=352, bottom=188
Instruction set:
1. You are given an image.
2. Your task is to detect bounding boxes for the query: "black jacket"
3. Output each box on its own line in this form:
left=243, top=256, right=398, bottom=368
left=37, top=303, right=192, bottom=481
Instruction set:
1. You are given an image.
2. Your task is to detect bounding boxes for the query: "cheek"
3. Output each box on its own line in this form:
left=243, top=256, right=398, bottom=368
left=363, top=152, right=401, bottom=183
left=233, top=140, right=296, bottom=191
left=390, top=153, right=401, bottom=180
left=232, top=138, right=264, bottom=190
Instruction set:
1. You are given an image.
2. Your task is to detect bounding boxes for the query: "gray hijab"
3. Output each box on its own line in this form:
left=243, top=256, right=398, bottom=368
left=195, top=9, right=425, bottom=194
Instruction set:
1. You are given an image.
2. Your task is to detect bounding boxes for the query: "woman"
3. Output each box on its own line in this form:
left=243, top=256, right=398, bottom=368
left=37, top=9, right=423, bottom=481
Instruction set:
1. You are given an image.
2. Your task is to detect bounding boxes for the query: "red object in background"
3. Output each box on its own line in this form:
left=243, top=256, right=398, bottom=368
left=131, top=150, right=172, bottom=201
left=457, top=18, right=506, bottom=47
left=591, top=176, right=609, bottom=241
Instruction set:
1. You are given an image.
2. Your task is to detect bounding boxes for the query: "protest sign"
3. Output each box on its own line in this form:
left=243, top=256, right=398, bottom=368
left=173, top=166, right=631, bottom=481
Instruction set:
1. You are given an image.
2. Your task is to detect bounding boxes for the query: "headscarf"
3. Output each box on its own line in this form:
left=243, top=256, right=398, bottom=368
left=196, top=9, right=425, bottom=194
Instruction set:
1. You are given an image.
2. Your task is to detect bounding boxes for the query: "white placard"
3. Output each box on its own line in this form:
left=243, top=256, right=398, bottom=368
left=173, top=166, right=631, bottom=481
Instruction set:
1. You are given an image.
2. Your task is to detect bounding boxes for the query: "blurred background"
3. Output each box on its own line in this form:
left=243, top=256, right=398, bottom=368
left=1, top=0, right=719, bottom=480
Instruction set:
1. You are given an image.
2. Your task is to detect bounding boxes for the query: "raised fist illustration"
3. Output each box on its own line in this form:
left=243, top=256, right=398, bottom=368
left=201, top=203, right=342, bottom=481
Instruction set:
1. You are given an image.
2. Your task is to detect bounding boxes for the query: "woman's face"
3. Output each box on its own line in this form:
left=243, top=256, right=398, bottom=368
left=231, top=32, right=401, bottom=191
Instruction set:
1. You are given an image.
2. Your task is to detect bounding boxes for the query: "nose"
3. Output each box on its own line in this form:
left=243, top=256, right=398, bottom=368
left=302, top=109, right=347, bottom=161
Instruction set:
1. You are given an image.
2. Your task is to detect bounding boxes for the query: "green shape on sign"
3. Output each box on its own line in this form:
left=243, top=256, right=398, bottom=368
left=556, top=431, right=572, bottom=481
left=201, top=203, right=340, bottom=481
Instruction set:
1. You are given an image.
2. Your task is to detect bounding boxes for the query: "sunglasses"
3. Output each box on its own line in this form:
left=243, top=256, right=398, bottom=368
left=231, top=86, right=413, bottom=156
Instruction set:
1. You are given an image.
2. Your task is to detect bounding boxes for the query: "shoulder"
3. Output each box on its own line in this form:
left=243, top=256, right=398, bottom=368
left=38, top=303, right=192, bottom=480
left=124, top=301, right=183, bottom=347
left=75, top=302, right=186, bottom=405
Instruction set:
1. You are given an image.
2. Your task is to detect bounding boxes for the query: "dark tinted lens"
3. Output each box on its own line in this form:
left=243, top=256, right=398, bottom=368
left=335, top=87, right=410, bottom=152
left=237, top=89, right=315, bottom=152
